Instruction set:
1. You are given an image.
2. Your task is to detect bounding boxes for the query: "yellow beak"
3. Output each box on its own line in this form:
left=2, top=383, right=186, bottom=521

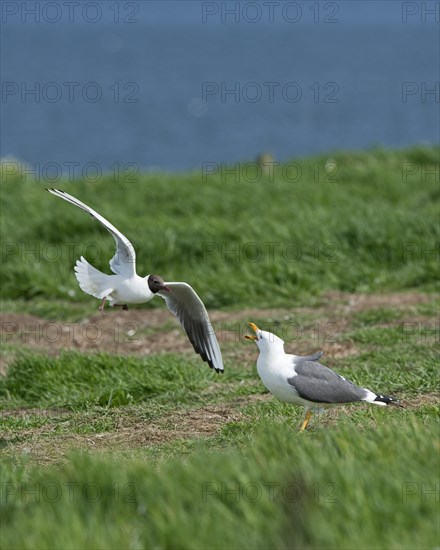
left=244, top=322, right=260, bottom=341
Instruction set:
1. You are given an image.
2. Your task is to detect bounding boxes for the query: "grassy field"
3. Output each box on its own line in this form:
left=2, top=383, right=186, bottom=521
left=1, top=146, right=439, bottom=310
left=0, top=147, right=439, bottom=549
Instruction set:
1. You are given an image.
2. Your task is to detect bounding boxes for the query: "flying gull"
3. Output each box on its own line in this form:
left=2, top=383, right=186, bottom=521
left=47, top=188, right=224, bottom=373
left=245, top=322, right=399, bottom=430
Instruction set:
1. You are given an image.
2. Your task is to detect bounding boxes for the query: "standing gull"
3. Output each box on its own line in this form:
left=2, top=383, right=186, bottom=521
left=47, top=188, right=224, bottom=373
left=245, top=323, right=399, bottom=431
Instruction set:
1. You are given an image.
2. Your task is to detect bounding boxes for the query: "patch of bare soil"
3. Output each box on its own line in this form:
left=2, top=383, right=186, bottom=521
left=323, top=291, right=433, bottom=311
left=66, top=404, right=242, bottom=451
left=404, top=392, right=439, bottom=409
left=2, top=392, right=437, bottom=466
left=0, top=407, right=69, bottom=418
left=0, top=292, right=435, bottom=374
left=0, top=403, right=246, bottom=465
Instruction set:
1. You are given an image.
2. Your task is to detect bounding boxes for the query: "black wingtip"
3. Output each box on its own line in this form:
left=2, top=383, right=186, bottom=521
left=187, top=337, right=223, bottom=374
left=206, top=359, right=223, bottom=374
left=374, top=394, right=401, bottom=406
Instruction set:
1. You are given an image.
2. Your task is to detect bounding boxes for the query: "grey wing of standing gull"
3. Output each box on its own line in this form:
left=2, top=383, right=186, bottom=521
left=295, top=351, right=324, bottom=362
left=288, top=360, right=367, bottom=403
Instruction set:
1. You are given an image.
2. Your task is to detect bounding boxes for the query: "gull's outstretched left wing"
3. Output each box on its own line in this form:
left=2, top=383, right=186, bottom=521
left=158, top=282, right=224, bottom=373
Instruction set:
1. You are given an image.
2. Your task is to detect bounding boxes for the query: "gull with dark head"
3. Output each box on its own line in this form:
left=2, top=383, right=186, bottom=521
left=47, top=188, right=224, bottom=373
left=245, top=322, right=399, bottom=431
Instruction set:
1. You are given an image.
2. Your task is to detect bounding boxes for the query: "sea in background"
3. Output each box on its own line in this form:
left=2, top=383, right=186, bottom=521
left=1, top=0, right=438, bottom=172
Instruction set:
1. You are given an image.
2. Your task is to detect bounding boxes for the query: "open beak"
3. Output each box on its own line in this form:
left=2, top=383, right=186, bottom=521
left=244, top=322, right=259, bottom=341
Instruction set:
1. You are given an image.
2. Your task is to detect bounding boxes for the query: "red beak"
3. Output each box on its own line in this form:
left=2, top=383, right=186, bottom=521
left=161, top=285, right=171, bottom=292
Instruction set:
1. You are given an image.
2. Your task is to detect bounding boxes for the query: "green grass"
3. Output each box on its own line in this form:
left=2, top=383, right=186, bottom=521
left=352, top=307, right=405, bottom=327
left=1, top=418, right=438, bottom=550
left=0, top=298, right=97, bottom=322
left=1, top=146, right=439, bottom=312
left=1, top=147, right=439, bottom=549
left=0, top=352, right=225, bottom=410
left=0, top=331, right=438, bottom=413
left=0, top=308, right=438, bottom=549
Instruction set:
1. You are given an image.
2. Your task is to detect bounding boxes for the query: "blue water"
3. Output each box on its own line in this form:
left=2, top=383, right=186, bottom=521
left=1, top=1, right=439, bottom=171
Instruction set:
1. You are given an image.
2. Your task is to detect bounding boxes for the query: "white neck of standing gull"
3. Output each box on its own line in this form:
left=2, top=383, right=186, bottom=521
left=255, top=329, right=286, bottom=358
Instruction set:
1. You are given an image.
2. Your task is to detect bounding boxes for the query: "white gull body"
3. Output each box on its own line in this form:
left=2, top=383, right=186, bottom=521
left=246, top=323, right=399, bottom=430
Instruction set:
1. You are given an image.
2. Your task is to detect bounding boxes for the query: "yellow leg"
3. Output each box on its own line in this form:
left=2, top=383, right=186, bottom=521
left=300, top=410, right=312, bottom=432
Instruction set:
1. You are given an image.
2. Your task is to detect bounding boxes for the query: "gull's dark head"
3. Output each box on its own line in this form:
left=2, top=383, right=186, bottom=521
left=147, top=274, right=170, bottom=294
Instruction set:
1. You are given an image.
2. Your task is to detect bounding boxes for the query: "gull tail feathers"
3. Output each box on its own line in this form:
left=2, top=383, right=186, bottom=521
left=74, top=256, right=113, bottom=300
left=362, top=389, right=402, bottom=407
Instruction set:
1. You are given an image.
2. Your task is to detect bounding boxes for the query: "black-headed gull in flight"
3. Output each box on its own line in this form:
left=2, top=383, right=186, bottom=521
left=47, top=188, right=224, bottom=373
left=245, top=323, right=399, bottom=430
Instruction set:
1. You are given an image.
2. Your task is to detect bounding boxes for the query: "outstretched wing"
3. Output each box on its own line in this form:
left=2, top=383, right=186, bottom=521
left=47, top=188, right=136, bottom=277
left=158, top=282, right=224, bottom=373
